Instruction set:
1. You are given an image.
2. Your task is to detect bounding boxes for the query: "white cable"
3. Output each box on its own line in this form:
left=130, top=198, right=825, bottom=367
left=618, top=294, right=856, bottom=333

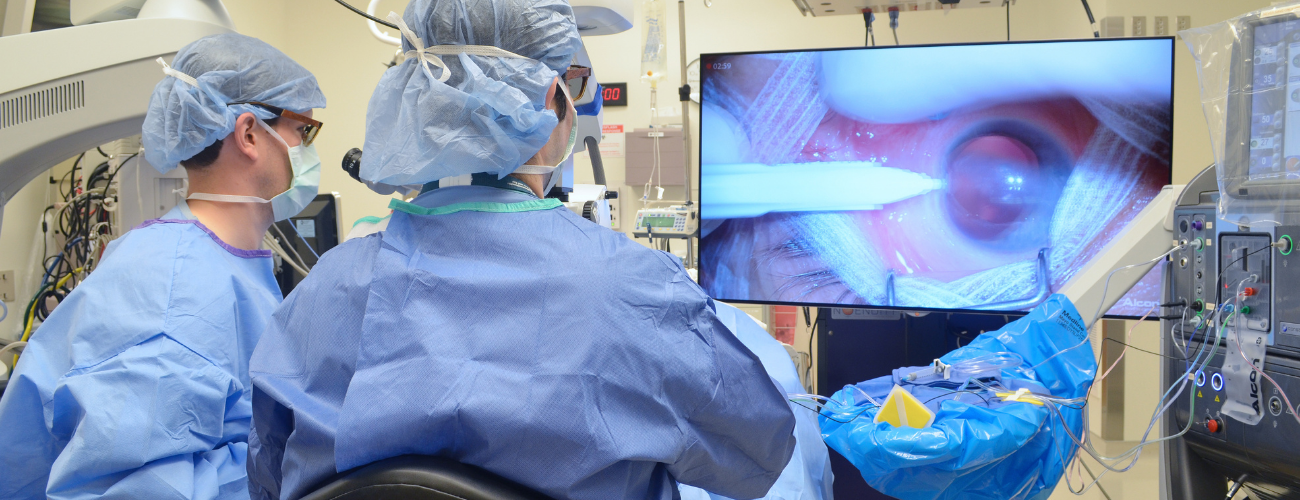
left=263, top=233, right=310, bottom=277
left=1032, top=242, right=1186, bottom=372
left=1, top=341, right=27, bottom=368
left=366, top=0, right=402, bottom=46
left=1090, top=242, right=1188, bottom=327
left=271, top=224, right=312, bottom=272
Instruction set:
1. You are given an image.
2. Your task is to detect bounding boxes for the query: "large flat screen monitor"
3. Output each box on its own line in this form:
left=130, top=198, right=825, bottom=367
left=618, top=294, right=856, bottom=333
left=698, top=38, right=1175, bottom=317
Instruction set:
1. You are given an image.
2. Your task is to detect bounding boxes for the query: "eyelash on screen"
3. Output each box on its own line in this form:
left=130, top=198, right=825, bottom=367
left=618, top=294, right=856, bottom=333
left=763, top=238, right=860, bottom=303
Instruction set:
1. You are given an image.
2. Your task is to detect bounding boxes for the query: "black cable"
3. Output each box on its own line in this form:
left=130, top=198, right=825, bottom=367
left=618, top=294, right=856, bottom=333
left=1079, top=0, right=1100, bottom=38
left=923, top=390, right=992, bottom=407
left=332, top=0, right=399, bottom=30
left=1005, top=0, right=1011, bottom=40
left=862, top=11, right=874, bottom=47
left=805, top=307, right=817, bottom=390
left=888, top=9, right=900, bottom=45
left=1104, top=337, right=1184, bottom=361
left=102, top=154, right=137, bottom=196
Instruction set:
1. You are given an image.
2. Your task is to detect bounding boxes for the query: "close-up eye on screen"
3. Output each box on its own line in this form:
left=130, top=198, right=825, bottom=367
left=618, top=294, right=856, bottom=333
left=698, top=39, right=1174, bottom=317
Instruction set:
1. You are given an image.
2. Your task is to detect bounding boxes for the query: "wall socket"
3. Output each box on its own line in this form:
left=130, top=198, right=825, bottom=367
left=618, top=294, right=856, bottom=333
left=1132, top=16, right=1147, bottom=37
left=0, top=270, right=15, bottom=302
left=1177, top=16, right=1192, bottom=32
left=1154, top=16, right=1168, bottom=36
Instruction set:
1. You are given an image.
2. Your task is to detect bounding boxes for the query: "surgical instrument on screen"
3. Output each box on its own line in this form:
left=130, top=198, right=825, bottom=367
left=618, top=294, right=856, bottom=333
left=700, top=161, right=943, bottom=219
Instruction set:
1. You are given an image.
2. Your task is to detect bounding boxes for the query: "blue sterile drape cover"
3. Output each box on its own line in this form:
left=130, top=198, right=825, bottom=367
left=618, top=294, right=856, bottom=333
left=819, top=294, right=1096, bottom=500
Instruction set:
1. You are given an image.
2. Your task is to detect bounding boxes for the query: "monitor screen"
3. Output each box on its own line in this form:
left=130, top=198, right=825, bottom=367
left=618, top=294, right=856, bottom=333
left=698, top=38, right=1175, bottom=317
left=1248, top=19, right=1300, bottom=179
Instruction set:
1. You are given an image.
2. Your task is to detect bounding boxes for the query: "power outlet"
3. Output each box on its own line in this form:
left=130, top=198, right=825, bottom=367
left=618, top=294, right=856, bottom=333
left=1132, top=16, right=1147, bottom=37
left=0, top=270, right=15, bottom=302
left=1154, top=16, right=1169, bottom=36
left=1177, top=15, right=1192, bottom=32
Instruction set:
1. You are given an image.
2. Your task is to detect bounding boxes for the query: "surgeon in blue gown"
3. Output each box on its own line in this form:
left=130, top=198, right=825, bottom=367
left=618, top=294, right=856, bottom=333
left=0, top=34, right=325, bottom=499
left=679, top=302, right=835, bottom=500
left=244, top=1, right=797, bottom=499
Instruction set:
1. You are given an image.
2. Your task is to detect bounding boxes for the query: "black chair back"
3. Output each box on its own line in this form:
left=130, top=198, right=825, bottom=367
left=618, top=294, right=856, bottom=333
left=300, top=455, right=553, bottom=500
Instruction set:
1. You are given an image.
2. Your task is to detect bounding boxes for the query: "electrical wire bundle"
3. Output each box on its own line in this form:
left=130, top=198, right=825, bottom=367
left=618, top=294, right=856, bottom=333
left=17, top=150, right=134, bottom=352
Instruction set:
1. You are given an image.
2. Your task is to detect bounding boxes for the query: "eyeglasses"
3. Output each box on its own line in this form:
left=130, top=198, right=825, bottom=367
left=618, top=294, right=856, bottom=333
left=228, top=101, right=324, bottom=147
left=565, top=65, right=592, bottom=102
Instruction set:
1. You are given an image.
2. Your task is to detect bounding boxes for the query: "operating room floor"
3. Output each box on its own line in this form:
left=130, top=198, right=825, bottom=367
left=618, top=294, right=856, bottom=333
left=1044, top=437, right=1249, bottom=500
left=1046, top=437, right=1159, bottom=500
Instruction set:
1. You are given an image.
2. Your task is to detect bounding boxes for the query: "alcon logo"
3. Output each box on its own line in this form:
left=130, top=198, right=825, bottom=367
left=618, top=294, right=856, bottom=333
left=1250, top=357, right=1262, bottom=414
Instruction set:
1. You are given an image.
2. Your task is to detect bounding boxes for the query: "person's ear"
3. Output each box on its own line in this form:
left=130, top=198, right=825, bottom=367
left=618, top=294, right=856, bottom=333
left=543, top=77, right=559, bottom=111
left=230, top=112, right=261, bottom=162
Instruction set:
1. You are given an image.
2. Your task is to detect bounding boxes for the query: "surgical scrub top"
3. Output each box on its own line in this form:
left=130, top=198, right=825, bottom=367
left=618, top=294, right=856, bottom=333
left=0, top=202, right=281, bottom=500
left=246, top=183, right=798, bottom=500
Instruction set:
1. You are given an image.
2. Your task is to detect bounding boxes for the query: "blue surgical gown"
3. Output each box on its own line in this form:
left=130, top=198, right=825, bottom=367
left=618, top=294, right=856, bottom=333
left=679, top=302, right=833, bottom=500
left=246, top=184, right=797, bottom=500
left=0, top=202, right=280, bottom=500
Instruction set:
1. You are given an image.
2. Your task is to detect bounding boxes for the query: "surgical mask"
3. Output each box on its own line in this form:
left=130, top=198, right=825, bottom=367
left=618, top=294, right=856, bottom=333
left=188, top=120, right=322, bottom=221
left=514, top=67, right=578, bottom=177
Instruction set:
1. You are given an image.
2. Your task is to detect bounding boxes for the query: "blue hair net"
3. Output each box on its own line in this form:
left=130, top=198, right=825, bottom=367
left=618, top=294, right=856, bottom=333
left=142, top=33, right=326, bottom=173
left=361, top=0, right=581, bottom=186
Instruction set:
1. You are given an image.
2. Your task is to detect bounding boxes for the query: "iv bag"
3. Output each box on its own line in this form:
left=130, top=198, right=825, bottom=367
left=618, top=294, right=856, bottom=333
left=640, top=0, right=668, bottom=85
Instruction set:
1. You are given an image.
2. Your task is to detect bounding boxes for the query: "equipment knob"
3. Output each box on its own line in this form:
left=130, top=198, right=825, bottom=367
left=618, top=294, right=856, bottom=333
left=1206, top=418, right=1221, bottom=433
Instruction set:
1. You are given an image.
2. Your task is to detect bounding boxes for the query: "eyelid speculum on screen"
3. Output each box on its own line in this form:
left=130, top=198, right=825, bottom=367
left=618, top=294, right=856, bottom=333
left=697, top=38, right=1175, bottom=316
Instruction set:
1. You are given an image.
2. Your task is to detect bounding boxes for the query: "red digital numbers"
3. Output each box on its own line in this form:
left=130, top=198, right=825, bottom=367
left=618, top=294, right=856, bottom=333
left=603, top=87, right=621, bottom=101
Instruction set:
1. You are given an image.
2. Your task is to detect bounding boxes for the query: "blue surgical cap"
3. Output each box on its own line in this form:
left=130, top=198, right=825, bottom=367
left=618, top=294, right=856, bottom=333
left=361, top=0, right=581, bottom=186
left=142, top=33, right=326, bottom=173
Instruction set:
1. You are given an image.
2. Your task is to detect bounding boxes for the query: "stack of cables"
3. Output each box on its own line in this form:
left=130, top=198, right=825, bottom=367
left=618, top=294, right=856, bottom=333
left=18, top=151, right=134, bottom=351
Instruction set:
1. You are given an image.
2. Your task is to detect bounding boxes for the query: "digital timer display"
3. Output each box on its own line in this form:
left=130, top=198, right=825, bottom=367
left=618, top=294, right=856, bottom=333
left=603, top=83, right=628, bottom=107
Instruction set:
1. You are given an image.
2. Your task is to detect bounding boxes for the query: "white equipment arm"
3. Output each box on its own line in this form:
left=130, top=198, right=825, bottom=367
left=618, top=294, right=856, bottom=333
left=1059, top=185, right=1182, bottom=328
left=0, top=1, right=235, bottom=239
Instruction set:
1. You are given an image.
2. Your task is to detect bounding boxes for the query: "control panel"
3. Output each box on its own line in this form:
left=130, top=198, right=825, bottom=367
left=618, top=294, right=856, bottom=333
left=1164, top=203, right=1300, bottom=500
left=1172, top=209, right=1217, bottom=334
left=1272, top=226, right=1300, bottom=350
left=633, top=206, right=697, bottom=238
left=1218, top=233, right=1274, bottom=345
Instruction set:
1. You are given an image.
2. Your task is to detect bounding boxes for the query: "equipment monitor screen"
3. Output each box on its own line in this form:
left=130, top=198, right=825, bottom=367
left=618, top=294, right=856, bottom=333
left=698, top=38, right=1175, bottom=318
left=643, top=216, right=677, bottom=228
left=1247, top=19, right=1300, bottom=179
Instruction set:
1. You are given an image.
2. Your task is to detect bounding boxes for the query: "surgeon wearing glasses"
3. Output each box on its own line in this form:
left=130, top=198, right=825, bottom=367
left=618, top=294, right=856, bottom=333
left=0, top=33, right=325, bottom=499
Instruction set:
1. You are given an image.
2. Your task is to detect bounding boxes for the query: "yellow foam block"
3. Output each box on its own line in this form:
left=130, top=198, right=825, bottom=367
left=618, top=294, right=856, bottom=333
left=874, top=384, right=936, bottom=429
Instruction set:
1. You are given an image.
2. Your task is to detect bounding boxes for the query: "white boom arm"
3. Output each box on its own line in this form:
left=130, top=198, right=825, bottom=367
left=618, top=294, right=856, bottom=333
left=1060, top=185, right=1182, bottom=328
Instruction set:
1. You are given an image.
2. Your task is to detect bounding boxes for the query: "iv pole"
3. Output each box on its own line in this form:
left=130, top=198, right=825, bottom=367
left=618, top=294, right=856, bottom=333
left=677, top=0, right=696, bottom=269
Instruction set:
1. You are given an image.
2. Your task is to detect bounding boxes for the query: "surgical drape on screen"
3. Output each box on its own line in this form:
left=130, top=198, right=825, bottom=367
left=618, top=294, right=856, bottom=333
left=360, top=0, right=582, bottom=186
left=142, top=33, right=326, bottom=173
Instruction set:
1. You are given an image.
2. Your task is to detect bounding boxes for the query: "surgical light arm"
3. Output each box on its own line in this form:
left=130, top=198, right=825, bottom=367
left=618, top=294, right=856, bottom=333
left=1058, top=185, right=1181, bottom=329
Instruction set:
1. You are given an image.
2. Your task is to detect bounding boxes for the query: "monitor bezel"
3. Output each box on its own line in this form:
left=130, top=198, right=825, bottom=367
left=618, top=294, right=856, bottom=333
left=696, top=36, right=1177, bottom=319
